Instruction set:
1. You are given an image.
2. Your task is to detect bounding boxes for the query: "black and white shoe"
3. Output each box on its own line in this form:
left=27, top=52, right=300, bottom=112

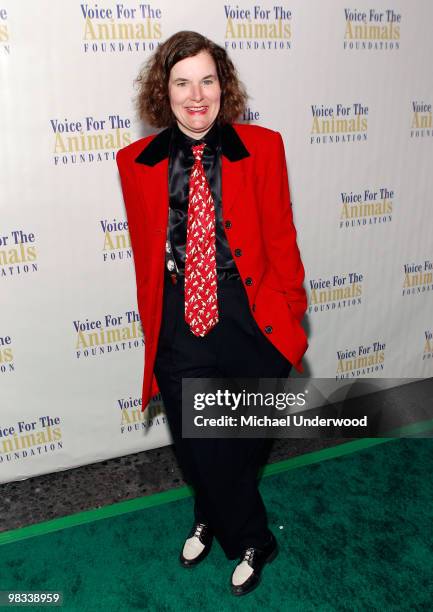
left=230, top=532, right=278, bottom=596
left=179, top=522, right=213, bottom=567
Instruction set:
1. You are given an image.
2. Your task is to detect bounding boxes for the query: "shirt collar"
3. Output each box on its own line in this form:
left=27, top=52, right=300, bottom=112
left=172, top=120, right=220, bottom=155
left=135, top=122, right=250, bottom=166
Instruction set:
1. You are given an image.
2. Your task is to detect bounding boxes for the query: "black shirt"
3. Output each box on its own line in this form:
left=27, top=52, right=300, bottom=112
left=167, top=121, right=240, bottom=278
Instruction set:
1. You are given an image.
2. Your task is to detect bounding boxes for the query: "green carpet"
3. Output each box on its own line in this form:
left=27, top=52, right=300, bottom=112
left=1, top=439, right=433, bottom=611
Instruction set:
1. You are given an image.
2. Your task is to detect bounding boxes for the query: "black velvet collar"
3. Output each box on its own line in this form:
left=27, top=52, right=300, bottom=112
left=135, top=122, right=250, bottom=166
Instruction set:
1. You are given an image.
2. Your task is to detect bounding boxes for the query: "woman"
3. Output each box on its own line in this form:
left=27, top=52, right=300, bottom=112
left=116, top=30, right=308, bottom=596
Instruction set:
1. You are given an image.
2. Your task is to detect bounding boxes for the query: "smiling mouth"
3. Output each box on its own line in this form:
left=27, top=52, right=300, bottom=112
left=185, top=106, right=208, bottom=114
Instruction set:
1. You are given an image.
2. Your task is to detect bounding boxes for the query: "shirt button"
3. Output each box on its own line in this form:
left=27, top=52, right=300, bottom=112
left=265, top=325, right=273, bottom=334
left=245, top=277, right=253, bottom=286
left=234, top=248, right=242, bottom=257
left=225, top=220, right=232, bottom=229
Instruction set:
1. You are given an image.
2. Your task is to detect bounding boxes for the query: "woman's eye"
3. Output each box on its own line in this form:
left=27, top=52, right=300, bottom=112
left=175, top=80, right=214, bottom=87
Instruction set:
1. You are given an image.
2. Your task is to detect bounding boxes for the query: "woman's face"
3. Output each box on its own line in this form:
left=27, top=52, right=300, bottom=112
left=168, top=50, right=221, bottom=139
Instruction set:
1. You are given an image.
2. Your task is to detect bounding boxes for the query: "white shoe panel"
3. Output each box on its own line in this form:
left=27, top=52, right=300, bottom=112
left=231, top=560, right=254, bottom=586
left=182, top=536, right=205, bottom=560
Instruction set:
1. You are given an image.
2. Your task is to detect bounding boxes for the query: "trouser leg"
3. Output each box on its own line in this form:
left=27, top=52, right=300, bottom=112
left=153, top=277, right=222, bottom=530
left=153, top=275, right=292, bottom=559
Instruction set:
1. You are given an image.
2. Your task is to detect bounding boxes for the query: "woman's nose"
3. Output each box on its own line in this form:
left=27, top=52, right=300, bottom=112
left=190, top=84, right=203, bottom=100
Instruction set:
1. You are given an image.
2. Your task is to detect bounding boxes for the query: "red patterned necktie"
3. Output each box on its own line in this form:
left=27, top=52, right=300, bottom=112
left=184, top=142, right=219, bottom=336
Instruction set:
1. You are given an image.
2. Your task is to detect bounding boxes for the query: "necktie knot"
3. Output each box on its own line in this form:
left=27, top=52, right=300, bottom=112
left=192, top=143, right=206, bottom=162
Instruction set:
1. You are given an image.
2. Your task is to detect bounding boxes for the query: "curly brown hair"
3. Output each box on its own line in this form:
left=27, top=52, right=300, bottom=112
left=134, top=31, right=248, bottom=127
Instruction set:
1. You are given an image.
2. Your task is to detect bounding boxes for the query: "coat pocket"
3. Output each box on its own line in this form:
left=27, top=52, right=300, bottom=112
left=254, top=281, right=308, bottom=367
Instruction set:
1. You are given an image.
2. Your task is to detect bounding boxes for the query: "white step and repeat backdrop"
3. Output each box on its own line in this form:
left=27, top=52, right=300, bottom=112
left=1, top=1, right=432, bottom=484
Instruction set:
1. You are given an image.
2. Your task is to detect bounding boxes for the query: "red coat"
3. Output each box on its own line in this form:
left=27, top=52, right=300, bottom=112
left=116, top=122, right=308, bottom=413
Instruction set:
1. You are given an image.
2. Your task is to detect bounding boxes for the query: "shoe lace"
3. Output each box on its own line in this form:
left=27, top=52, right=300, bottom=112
left=193, top=522, right=207, bottom=538
left=243, top=547, right=255, bottom=564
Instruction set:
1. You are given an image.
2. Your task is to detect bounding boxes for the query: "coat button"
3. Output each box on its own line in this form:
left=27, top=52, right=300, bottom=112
left=245, top=277, right=253, bottom=286
left=225, top=220, right=232, bottom=229
left=265, top=325, right=273, bottom=334
left=234, top=248, right=242, bottom=257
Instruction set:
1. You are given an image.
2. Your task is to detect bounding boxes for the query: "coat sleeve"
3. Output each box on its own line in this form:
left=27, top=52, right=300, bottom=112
left=115, top=148, right=147, bottom=298
left=259, top=130, right=308, bottom=324
left=116, top=148, right=161, bottom=403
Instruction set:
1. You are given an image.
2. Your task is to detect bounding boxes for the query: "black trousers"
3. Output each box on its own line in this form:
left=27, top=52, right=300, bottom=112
left=153, top=272, right=292, bottom=560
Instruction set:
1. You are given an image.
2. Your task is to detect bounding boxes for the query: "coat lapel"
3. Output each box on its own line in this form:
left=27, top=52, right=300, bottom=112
left=134, top=122, right=250, bottom=220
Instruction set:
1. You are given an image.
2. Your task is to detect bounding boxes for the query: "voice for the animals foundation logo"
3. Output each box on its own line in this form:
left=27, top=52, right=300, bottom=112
left=74, top=311, right=144, bottom=358
left=0, top=229, right=38, bottom=278
left=343, top=7, right=401, bottom=50
left=0, top=7, right=9, bottom=55
left=119, top=395, right=166, bottom=434
left=339, top=187, right=394, bottom=229
left=80, top=2, right=162, bottom=53
left=51, top=115, right=132, bottom=165
left=223, top=4, right=292, bottom=50
left=0, top=416, right=63, bottom=463
left=402, top=261, right=433, bottom=297
left=101, top=218, right=132, bottom=263
left=310, top=103, right=369, bottom=144
left=336, top=340, right=386, bottom=378
left=410, top=101, right=432, bottom=139
left=424, top=330, right=433, bottom=362
left=0, top=334, right=14, bottom=375
left=308, top=271, right=364, bottom=314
